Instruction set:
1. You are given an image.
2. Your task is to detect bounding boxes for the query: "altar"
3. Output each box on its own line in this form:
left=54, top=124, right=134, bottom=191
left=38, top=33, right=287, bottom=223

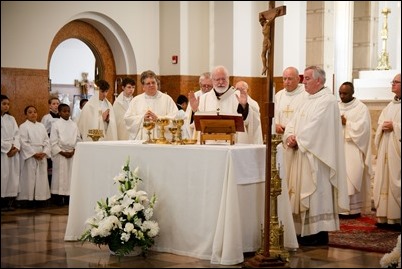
left=64, top=141, right=297, bottom=265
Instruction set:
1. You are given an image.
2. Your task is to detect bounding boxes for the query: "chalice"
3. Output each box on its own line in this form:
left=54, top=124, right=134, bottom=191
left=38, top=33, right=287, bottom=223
left=156, top=118, right=170, bottom=144
left=143, top=120, right=156, bottom=144
left=172, top=119, right=185, bottom=144
left=169, top=127, right=178, bottom=144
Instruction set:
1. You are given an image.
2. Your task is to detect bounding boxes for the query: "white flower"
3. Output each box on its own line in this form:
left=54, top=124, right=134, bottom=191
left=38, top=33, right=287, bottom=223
left=380, top=235, right=401, bottom=268
left=123, top=206, right=139, bottom=218
left=143, top=220, right=160, bottom=237
left=110, top=204, right=124, bottom=216
left=121, top=232, right=130, bottom=242
left=144, top=208, right=154, bottom=220
left=113, top=172, right=126, bottom=183
left=124, top=222, right=135, bottom=233
left=80, top=157, right=159, bottom=257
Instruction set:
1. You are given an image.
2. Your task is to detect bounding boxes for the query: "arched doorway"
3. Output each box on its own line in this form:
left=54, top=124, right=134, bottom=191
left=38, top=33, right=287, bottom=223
left=48, top=20, right=116, bottom=103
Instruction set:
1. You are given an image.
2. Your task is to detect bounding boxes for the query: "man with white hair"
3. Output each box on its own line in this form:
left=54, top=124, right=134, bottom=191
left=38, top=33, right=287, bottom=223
left=188, top=65, right=261, bottom=144
left=234, top=81, right=263, bottom=144
left=284, top=66, right=349, bottom=246
left=185, top=72, right=213, bottom=138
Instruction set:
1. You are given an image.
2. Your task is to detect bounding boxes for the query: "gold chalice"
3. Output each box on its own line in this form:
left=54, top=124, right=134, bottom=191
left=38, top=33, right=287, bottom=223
left=143, top=120, right=156, bottom=144
left=156, top=118, right=170, bottom=144
left=172, top=119, right=185, bottom=144
left=87, top=129, right=104, bottom=141
left=169, top=127, right=178, bottom=144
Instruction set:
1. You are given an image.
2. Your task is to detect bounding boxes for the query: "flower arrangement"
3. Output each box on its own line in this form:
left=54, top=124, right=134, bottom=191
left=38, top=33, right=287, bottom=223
left=380, top=234, right=401, bottom=268
left=80, top=157, right=159, bottom=257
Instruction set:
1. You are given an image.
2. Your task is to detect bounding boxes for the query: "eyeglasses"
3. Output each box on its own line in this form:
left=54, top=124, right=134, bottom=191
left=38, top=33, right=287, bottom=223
left=144, top=81, right=157, bottom=86
left=200, top=84, right=213, bottom=89
left=390, top=80, right=401, bottom=84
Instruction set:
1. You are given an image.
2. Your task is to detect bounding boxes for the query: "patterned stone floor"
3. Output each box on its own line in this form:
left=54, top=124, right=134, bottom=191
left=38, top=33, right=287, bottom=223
left=1, top=205, right=385, bottom=268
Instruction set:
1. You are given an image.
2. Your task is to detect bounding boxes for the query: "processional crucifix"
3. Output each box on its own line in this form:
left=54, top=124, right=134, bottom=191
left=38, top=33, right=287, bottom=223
left=243, top=1, right=287, bottom=268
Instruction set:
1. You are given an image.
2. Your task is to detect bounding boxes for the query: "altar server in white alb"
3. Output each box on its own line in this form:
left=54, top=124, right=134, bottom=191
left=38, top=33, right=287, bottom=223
left=188, top=65, right=261, bottom=144
left=373, top=73, right=401, bottom=227
left=284, top=66, right=349, bottom=246
left=124, top=70, right=178, bottom=140
left=17, top=105, right=51, bottom=202
left=50, top=104, right=81, bottom=205
left=1, top=95, right=20, bottom=211
left=77, top=79, right=118, bottom=141
left=338, top=82, right=373, bottom=217
left=113, top=77, right=135, bottom=140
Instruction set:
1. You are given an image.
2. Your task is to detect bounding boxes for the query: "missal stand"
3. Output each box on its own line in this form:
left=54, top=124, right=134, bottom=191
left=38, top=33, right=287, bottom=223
left=194, top=114, right=244, bottom=145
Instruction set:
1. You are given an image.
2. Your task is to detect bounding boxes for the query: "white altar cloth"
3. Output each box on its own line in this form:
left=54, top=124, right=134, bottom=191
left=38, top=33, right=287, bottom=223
left=64, top=141, right=297, bottom=265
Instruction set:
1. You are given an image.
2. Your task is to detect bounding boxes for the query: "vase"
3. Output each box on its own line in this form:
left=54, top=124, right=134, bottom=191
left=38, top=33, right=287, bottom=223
left=109, top=246, right=142, bottom=257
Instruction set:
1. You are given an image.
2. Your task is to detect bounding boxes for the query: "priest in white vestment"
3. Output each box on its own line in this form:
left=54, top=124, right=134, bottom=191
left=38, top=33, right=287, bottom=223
left=234, top=81, right=263, bottom=144
left=77, top=80, right=118, bottom=141
left=284, top=66, right=349, bottom=245
left=1, top=95, right=20, bottom=210
left=18, top=106, right=51, bottom=201
left=113, top=77, right=135, bottom=140
left=124, top=70, right=178, bottom=140
left=184, top=72, right=213, bottom=139
left=50, top=104, right=81, bottom=198
left=338, top=82, right=373, bottom=216
left=274, top=67, right=307, bottom=180
left=373, top=73, right=401, bottom=226
left=189, top=66, right=261, bottom=144
left=232, top=80, right=297, bottom=248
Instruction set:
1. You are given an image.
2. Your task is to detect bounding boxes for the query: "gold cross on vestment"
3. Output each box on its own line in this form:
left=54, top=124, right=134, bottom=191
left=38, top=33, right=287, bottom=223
left=283, top=105, right=294, bottom=117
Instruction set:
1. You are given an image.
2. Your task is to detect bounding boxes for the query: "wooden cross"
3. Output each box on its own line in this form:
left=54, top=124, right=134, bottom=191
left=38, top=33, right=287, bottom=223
left=243, top=2, right=286, bottom=268
left=283, top=105, right=294, bottom=118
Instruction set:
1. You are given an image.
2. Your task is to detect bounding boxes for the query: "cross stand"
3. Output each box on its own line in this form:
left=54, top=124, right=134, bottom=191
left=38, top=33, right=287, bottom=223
left=243, top=1, right=288, bottom=268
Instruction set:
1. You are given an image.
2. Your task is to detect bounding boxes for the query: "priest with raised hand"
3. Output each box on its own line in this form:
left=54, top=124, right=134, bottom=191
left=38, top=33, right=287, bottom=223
left=188, top=65, right=262, bottom=144
left=77, top=79, right=118, bottom=141
left=234, top=80, right=263, bottom=144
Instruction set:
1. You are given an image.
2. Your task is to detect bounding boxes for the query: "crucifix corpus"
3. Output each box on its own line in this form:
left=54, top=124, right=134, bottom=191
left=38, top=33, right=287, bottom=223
left=243, top=2, right=287, bottom=268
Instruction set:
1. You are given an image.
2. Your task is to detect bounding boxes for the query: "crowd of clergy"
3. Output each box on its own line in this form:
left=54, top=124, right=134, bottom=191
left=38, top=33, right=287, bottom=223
left=1, top=65, right=400, bottom=246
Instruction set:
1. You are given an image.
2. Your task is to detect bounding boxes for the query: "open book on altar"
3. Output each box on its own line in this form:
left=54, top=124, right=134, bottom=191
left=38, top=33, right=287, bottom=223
left=193, top=112, right=244, bottom=133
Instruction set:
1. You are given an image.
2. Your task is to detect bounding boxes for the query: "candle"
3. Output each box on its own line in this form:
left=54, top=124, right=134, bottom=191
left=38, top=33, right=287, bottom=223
left=114, top=79, right=117, bottom=95
left=98, top=110, right=102, bottom=129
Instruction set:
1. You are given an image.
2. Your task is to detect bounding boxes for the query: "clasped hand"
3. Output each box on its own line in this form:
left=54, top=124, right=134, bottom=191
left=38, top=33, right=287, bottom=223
left=102, top=109, right=110, bottom=123
left=144, top=110, right=157, bottom=121
left=286, top=135, right=298, bottom=149
left=382, top=120, right=394, bottom=132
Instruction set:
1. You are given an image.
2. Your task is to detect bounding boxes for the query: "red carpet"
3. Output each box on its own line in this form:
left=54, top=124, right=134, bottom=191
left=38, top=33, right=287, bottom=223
left=328, top=212, right=400, bottom=253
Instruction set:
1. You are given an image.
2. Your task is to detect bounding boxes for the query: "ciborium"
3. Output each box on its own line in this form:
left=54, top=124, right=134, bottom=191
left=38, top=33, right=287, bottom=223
left=143, top=120, right=156, bottom=144
left=87, top=129, right=104, bottom=141
left=156, top=118, right=170, bottom=144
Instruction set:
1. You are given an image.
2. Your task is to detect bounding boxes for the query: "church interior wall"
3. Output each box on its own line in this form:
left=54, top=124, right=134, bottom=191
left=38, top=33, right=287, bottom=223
left=305, top=2, right=324, bottom=68
left=353, top=1, right=373, bottom=77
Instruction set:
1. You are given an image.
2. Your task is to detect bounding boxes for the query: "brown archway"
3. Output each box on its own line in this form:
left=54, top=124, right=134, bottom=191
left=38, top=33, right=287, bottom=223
left=48, top=20, right=116, bottom=102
